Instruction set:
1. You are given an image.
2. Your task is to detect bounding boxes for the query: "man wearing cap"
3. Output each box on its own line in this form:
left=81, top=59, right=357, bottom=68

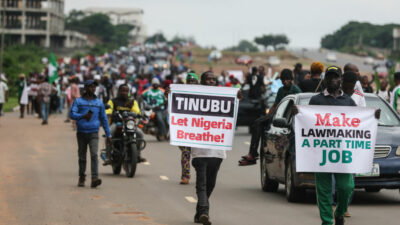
left=142, top=78, right=168, bottom=140
left=69, top=80, right=112, bottom=188
left=302, top=66, right=380, bottom=225
left=104, top=84, right=146, bottom=165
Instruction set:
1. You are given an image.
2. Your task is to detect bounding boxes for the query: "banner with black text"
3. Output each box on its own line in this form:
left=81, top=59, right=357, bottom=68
left=169, top=84, right=239, bottom=150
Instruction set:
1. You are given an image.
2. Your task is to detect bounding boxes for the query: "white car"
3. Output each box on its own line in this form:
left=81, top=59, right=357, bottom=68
left=268, top=56, right=281, bottom=66
left=364, top=57, right=375, bottom=65
left=209, top=50, right=222, bottom=61
left=326, top=52, right=337, bottom=62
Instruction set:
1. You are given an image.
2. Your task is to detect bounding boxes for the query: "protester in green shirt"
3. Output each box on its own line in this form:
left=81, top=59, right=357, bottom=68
left=142, top=78, right=168, bottom=139
left=390, top=72, right=400, bottom=114
left=272, top=69, right=302, bottom=111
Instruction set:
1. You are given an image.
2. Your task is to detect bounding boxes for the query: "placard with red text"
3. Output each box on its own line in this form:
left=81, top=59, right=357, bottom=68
left=168, top=84, right=239, bottom=150
left=295, top=105, right=378, bottom=173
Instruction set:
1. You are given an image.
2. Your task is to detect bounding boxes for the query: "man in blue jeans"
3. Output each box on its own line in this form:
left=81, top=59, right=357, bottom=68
left=70, top=80, right=111, bottom=188
left=38, top=76, right=56, bottom=125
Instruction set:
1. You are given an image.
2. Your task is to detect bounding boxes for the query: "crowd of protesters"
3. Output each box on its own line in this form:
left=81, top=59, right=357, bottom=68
left=1, top=42, right=400, bottom=225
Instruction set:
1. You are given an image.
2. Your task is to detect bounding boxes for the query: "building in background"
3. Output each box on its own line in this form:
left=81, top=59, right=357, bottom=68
left=82, top=7, right=147, bottom=44
left=0, top=0, right=87, bottom=48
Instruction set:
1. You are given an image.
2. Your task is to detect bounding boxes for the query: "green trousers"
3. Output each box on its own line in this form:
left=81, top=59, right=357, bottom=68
left=315, top=173, right=354, bottom=225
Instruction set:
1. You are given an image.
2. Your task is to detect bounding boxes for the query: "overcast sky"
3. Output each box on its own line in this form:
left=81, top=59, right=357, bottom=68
left=65, top=0, right=400, bottom=49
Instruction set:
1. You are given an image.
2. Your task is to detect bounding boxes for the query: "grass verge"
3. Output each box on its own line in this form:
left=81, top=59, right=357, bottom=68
left=3, top=97, right=18, bottom=113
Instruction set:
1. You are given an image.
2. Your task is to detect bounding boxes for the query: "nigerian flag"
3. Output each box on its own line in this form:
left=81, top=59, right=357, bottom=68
left=48, top=52, right=58, bottom=84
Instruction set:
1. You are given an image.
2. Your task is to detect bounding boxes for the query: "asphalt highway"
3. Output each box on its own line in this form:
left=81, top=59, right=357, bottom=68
left=0, top=112, right=399, bottom=225
left=290, top=48, right=384, bottom=74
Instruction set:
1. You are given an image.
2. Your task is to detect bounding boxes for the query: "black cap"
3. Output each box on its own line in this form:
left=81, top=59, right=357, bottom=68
left=84, top=80, right=97, bottom=86
left=325, top=66, right=342, bottom=77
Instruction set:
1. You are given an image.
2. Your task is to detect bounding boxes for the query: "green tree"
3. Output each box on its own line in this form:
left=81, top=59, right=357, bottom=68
left=146, top=33, right=167, bottom=43
left=225, top=40, right=258, bottom=52
left=2, top=44, right=47, bottom=94
left=112, top=24, right=134, bottom=47
left=254, top=34, right=289, bottom=50
left=169, top=35, right=196, bottom=45
left=321, top=21, right=400, bottom=50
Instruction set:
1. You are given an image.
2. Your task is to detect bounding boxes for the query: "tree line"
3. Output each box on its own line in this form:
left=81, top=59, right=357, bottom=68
left=225, top=34, right=290, bottom=52
left=321, top=21, right=400, bottom=51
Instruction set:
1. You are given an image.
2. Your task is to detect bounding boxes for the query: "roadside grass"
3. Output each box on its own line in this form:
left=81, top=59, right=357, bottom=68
left=3, top=97, right=18, bottom=112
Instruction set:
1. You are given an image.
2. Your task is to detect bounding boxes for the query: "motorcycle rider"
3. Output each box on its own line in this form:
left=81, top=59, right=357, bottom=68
left=141, top=78, right=168, bottom=140
left=104, top=84, right=146, bottom=165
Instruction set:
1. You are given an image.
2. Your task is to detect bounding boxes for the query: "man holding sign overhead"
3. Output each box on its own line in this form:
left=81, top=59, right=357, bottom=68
left=294, top=66, right=380, bottom=225
left=169, top=71, right=241, bottom=225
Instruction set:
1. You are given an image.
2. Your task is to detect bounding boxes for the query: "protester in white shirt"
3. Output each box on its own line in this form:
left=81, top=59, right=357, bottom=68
left=191, top=71, right=241, bottom=225
left=0, top=77, right=9, bottom=116
left=344, top=63, right=366, bottom=107
left=377, top=79, right=389, bottom=102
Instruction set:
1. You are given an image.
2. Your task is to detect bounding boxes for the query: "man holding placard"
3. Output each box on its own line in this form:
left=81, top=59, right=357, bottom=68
left=169, top=71, right=241, bottom=225
left=294, top=66, right=380, bottom=225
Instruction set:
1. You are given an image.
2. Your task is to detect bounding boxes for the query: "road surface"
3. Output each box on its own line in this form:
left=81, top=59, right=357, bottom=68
left=290, top=48, right=384, bottom=74
left=0, top=112, right=399, bottom=225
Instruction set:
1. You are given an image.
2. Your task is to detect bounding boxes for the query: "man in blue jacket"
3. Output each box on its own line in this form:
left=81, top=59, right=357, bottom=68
left=69, top=80, right=111, bottom=188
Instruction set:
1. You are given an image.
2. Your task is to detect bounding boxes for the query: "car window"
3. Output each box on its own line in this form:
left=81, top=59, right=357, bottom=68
left=273, top=99, right=290, bottom=120
left=298, top=97, right=311, bottom=106
left=366, top=97, right=400, bottom=126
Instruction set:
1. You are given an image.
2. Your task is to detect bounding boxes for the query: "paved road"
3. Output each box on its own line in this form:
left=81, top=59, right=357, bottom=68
left=290, top=48, right=384, bottom=74
left=0, top=112, right=399, bottom=225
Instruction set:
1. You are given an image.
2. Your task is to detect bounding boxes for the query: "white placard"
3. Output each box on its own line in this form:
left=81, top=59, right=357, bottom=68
left=169, top=84, right=239, bottom=150
left=295, top=105, right=378, bottom=173
left=226, top=70, right=244, bottom=83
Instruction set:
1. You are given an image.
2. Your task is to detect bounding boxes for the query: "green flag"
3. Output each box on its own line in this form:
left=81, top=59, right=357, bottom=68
left=49, top=52, right=58, bottom=84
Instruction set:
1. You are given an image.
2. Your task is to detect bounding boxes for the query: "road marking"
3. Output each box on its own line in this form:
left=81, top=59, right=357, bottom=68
left=244, top=141, right=250, bottom=145
left=160, top=175, right=169, bottom=181
left=185, top=196, right=198, bottom=203
left=143, top=161, right=151, bottom=166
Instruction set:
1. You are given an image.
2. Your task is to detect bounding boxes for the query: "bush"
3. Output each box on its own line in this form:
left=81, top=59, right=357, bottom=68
left=2, top=44, right=47, bottom=95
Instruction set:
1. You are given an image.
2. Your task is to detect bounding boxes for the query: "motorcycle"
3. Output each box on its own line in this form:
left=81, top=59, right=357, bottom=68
left=139, top=101, right=169, bottom=141
left=101, top=110, right=146, bottom=178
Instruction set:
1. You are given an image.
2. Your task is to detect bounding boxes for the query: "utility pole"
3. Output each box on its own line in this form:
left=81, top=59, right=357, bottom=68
left=0, top=0, right=5, bottom=74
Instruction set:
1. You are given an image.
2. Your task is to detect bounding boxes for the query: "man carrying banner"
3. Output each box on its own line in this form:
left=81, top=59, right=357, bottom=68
left=189, top=71, right=241, bottom=225
left=297, top=66, right=380, bottom=225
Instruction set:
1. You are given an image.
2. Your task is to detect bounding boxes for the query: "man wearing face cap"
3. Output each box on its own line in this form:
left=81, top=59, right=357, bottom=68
left=69, top=80, right=111, bottom=188
left=304, top=66, right=380, bottom=225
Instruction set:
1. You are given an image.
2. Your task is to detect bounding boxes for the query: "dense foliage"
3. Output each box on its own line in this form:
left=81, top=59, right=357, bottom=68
left=65, top=10, right=134, bottom=52
left=145, top=33, right=167, bottom=43
left=254, top=34, right=289, bottom=50
left=225, top=40, right=259, bottom=52
left=321, top=21, right=400, bottom=50
left=2, top=44, right=47, bottom=94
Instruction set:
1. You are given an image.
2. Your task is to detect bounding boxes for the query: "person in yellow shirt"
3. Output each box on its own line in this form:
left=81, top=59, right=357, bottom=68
left=104, top=84, right=145, bottom=165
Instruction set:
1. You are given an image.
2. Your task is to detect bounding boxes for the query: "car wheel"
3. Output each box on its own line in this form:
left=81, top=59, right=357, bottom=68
left=365, top=187, right=381, bottom=193
left=260, top=142, right=279, bottom=192
left=285, top=161, right=305, bottom=202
